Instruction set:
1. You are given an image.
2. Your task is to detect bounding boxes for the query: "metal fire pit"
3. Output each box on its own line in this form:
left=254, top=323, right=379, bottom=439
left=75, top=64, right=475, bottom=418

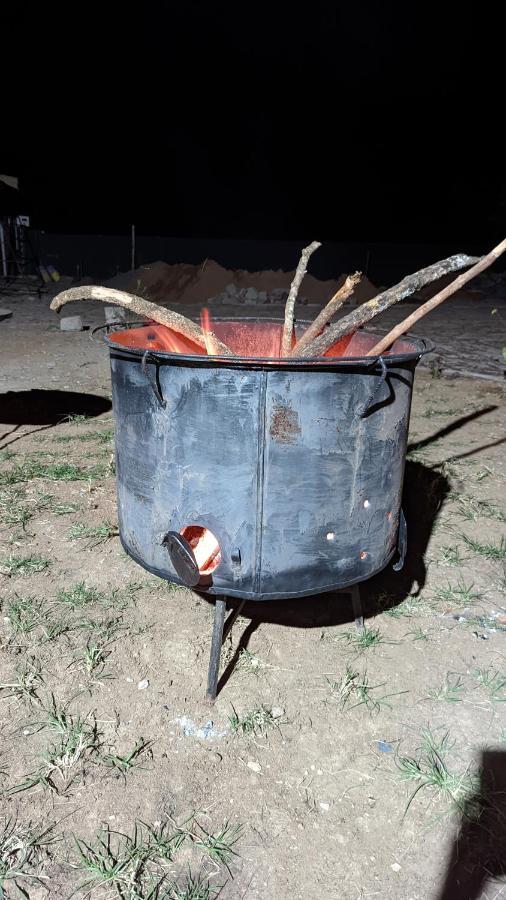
left=101, top=319, right=431, bottom=699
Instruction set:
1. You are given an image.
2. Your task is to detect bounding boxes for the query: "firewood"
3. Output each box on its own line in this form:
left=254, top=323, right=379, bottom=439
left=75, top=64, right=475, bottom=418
left=290, top=253, right=480, bottom=359
left=289, top=272, right=361, bottom=356
left=366, top=236, right=506, bottom=356
left=50, top=286, right=235, bottom=356
left=281, top=241, right=321, bottom=356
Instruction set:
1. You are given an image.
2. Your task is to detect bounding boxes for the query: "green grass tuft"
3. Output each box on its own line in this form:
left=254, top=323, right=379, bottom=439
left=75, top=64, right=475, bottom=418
left=0, top=555, right=50, bottom=576
left=229, top=705, right=281, bottom=736
left=461, top=535, right=506, bottom=561
left=68, top=520, right=118, bottom=548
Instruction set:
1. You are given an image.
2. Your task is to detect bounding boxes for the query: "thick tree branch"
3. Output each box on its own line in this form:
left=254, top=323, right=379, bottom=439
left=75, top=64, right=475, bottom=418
left=50, top=285, right=235, bottom=356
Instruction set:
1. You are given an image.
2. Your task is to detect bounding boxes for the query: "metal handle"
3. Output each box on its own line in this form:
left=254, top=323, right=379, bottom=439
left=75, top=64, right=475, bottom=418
left=141, top=351, right=166, bottom=408
left=359, top=356, right=389, bottom=418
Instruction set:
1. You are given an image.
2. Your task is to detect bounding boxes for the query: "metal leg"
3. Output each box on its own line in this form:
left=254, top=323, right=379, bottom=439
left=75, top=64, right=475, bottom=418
left=351, top=584, right=364, bottom=631
left=206, top=598, right=226, bottom=703
left=206, top=598, right=246, bottom=703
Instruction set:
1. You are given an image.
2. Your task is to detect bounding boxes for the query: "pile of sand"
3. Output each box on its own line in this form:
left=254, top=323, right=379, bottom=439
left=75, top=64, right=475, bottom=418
left=107, top=259, right=378, bottom=307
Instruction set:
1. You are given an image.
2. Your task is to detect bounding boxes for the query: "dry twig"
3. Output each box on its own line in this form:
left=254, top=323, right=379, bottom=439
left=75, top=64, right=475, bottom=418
left=281, top=241, right=321, bottom=356
left=290, top=272, right=361, bottom=356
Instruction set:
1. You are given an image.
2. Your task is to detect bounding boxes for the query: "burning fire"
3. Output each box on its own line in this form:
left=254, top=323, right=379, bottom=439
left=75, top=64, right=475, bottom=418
left=200, top=307, right=215, bottom=355
left=109, top=310, right=369, bottom=359
left=181, top=525, right=222, bottom=574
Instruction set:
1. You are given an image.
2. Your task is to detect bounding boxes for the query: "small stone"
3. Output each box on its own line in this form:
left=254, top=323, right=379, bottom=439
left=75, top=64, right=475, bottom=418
left=60, top=315, right=83, bottom=332
left=126, top=677, right=134, bottom=683
left=244, top=287, right=259, bottom=303
left=247, top=760, right=262, bottom=773
left=258, top=290, right=268, bottom=303
left=319, top=802, right=330, bottom=812
left=225, top=283, right=237, bottom=296
left=137, top=678, right=149, bottom=690
left=47, top=362, right=56, bottom=369
left=391, top=863, right=402, bottom=872
left=271, top=706, right=284, bottom=719
left=0, top=308, right=13, bottom=321
left=105, top=306, right=127, bottom=324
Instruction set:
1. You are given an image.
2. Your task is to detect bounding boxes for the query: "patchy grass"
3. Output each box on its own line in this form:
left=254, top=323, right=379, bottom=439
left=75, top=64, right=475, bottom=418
left=337, top=624, right=388, bottom=651
left=453, top=495, right=506, bottom=523
left=194, top=820, right=243, bottom=874
left=326, top=666, right=406, bottom=713
left=101, top=739, right=152, bottom=777
left=396, top=728, right=481, bottom=821
left=56, top=581, right=103, bottom=609
left=53, top=428, right=114, bottom=445
left=0, top=458, right=108, bottom=486
left=404, top=625, right=431, bottom=642
left=438, top=545, right=466, bottom=567
left=427, top=673, right=467, bottom=703
left=0, top=657, right=44, bottom=704
left=461, top=535, right=506, bottom=561
left=33, top=491, right=80, bottom=516
left=68, top=520, right=119, bottom=548
left=229, top=705, right=281, bottom=736
left=72, top=641, right=112, bottom=681
left=11, top=703, right=101, bottom=796
left=433, top=579, right=482, bottom=606
left=472, top=667, right=506, bottom=701
left=0, top=554, right=50, bottom=577
left=0, top=818, right=58, bottom=895
left=422, top=407, right=459, bottom=418
left=381, top=597, right=417, bottom=618
left=62, top=414, right=90, bottom=425
left=71, top=816, right=238, bottom=898
left=3, top=596, right=47, bottom=636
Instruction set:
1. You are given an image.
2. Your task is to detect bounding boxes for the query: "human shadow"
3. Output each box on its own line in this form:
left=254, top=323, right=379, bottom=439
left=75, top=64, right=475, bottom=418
left=437, top=749, right=506, bottom=900
left=0, top=389, right=112, bottom=448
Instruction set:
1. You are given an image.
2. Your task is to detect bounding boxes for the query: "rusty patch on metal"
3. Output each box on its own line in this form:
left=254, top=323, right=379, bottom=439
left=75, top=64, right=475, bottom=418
left=270, top=401, right=301, bottom=444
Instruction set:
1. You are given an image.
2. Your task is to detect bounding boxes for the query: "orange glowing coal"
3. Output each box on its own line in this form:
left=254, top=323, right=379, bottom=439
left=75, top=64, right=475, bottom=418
left=108, top=312, right=413, bottom=360
left=180, top=525, right=222, bottom=575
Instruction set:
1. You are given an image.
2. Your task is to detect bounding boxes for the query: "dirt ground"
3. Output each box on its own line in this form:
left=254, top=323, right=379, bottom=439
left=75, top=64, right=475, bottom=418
left=0, top=293, right=505, bottom=899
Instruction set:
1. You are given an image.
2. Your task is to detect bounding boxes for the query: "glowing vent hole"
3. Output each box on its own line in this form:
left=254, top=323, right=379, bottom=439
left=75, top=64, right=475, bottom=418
left=180, top=525, right=222, bottom=574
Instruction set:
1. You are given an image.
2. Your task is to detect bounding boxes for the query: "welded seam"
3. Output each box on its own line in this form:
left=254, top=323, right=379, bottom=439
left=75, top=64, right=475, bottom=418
left=253, top=371, right=268, bottom=594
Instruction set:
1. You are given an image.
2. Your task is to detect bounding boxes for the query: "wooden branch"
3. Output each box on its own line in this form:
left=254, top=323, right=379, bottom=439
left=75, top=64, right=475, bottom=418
left=50, top=285, right=235, bottom=357
left=289, top=272, right=361, bottom=357
left=291, top=252, right=480, bottom=358
left=281, top=241, right=321, bottom=356
left=366, top=237, right=506, bottom=357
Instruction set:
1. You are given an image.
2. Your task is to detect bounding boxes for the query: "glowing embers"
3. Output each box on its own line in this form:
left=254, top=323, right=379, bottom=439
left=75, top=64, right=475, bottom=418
left=180, top=525, right=222, bottom=575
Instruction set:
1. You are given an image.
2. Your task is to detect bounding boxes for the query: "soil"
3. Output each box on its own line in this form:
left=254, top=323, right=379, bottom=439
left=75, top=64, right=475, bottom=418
left=106, top=259, right=380, bottom=307
left=0, top=292, right=505, bottom=899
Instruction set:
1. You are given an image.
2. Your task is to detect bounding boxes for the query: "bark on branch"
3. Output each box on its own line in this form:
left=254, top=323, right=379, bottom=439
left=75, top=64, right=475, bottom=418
left=290, top=253, right=480, bottom=358
left=50, top=285, right=235, bottom=356
left=289, top=272, right=361, bottom=356
left=366, top=237, right=506, bottom=356
left=281, top=241, right=321, bottom=356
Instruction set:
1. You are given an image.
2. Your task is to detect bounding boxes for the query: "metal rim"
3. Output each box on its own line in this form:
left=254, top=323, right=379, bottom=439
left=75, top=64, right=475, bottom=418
left=95, top=319, right=435, bottom=369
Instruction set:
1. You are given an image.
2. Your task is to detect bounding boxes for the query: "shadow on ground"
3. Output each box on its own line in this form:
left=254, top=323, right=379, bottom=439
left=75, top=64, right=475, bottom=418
left=438, top=750, right=506, bottom=900
left=0, top=389, right=112, bottom=448
left=211, top=405, right=502, bottom=695
left=213, top=457, right=450, bottom=694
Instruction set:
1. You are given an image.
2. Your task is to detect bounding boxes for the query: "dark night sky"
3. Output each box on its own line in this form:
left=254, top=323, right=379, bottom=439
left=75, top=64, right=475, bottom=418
left=3, top=1, right=505, bottom=243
